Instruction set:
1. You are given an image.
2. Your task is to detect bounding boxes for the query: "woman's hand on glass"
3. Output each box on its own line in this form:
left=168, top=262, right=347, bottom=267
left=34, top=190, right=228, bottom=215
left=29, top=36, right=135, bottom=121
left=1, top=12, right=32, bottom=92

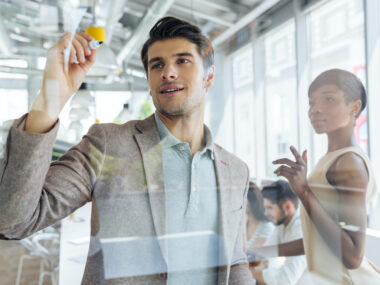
left=273, top=146, right=309, bottom=196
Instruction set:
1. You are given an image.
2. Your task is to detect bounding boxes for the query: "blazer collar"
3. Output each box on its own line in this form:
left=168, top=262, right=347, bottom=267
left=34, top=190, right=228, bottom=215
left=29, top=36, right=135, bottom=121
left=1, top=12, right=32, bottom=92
left=134, top=115, right=168, bottom=265
left=213, top=145, right=236, bottom=269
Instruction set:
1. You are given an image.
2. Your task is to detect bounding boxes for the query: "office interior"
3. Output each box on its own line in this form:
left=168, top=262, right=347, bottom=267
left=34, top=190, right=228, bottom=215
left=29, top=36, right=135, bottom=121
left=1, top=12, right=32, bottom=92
left=1, top=0, right=380, bottom=284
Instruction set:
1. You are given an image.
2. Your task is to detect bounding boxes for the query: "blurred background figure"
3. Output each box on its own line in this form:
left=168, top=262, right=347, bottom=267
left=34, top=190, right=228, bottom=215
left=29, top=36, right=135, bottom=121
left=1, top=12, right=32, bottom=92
left=246, top=181, right=274, bottom=249
left=249, top=180, right=306, bottom=285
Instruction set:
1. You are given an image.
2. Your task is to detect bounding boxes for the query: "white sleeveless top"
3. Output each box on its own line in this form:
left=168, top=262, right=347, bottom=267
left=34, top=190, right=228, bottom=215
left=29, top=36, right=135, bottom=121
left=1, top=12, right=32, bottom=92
left=300, top=146, right=380, bottom=284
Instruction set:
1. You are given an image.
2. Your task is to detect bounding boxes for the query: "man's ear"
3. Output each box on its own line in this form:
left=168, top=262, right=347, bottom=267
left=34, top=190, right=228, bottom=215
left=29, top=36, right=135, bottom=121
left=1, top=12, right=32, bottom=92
left=204, top=65, right=215, bottom=90
left=283, top=200, right=292, bottom=211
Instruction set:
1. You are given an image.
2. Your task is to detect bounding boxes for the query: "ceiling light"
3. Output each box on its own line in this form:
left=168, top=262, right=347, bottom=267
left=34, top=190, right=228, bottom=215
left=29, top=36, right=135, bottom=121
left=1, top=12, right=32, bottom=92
left=9, top=33, right=31, bottom=43
left=0, top=72, right=27, bottom=79
left=37, top=57, right=46, bottom=70
left=126, top=68, right=146, bottom=79
left=0, top=59, right=28, bottom=68
left=43, top=41, right=53, bottom=49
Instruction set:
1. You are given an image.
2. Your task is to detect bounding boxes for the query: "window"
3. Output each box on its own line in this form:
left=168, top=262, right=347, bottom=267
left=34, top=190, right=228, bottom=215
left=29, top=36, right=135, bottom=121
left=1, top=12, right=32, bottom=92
left=264, top=21, right=297, bottom=178
left=308, top=0, right=367, bottom=162
left=230, top=44, right=255, bottom=174
left=0, top=88, right=28, bottom=150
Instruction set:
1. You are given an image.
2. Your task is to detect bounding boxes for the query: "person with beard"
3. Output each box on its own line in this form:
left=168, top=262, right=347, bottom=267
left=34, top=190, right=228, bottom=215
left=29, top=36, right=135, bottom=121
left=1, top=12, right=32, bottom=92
left=245, top=182, right=274, bottom=249
left=249, top=180, right=306, bottom=285
left=0, top=17, right=254, bottom=285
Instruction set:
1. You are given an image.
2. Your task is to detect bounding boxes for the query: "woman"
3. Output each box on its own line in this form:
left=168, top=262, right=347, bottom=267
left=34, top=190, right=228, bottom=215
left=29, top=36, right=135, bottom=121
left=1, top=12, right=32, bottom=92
left=245, top=181, right=274, bottom=249
left=273, top=69, right=379, bottom=284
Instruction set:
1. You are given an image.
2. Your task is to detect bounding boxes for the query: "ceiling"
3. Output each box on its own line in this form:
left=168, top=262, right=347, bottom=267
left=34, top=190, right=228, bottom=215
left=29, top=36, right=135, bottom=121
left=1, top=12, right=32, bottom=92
left=0, top=0, right=281, bottom=87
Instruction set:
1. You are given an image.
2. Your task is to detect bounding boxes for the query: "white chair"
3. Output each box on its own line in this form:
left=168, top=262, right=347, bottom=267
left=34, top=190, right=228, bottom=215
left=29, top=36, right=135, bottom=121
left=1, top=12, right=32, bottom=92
left=15, top=227, right=60, bottom=285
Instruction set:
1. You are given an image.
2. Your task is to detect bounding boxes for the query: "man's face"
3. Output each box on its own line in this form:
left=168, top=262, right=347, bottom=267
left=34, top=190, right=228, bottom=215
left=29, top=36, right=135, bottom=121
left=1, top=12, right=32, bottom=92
left=146, top=38, right=214, bottom=117
left=263, top=198, right=288, bottom=226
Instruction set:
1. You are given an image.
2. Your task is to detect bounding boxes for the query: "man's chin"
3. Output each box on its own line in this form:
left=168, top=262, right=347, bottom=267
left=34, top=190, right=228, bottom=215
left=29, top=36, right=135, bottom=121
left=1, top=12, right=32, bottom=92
left=158, top=107, right=185, bottom=117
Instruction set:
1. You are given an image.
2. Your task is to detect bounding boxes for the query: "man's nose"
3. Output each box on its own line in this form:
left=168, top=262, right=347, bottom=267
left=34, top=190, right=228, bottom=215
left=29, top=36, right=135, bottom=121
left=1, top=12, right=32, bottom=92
left=161, top=64, right=178, bottom=80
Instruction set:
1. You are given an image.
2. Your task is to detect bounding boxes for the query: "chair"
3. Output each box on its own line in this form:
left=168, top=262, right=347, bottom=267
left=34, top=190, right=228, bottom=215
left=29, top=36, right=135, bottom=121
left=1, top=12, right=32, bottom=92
left=15, top=227, right=60, bottom=285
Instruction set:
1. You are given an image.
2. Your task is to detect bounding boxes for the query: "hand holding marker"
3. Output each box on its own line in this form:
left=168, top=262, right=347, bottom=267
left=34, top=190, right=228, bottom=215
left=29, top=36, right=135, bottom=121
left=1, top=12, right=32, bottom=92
left=89, top=40, right=103, bottom=50
left=71, top=39, right=102, bottom=64
left=64, top=26, right=105, bottom=71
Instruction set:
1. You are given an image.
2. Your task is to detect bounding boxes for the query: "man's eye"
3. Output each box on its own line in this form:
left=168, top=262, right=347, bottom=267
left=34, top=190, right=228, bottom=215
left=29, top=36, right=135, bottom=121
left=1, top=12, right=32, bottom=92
left=325, top=97, right=334, bottom=102
left=178, top=58, right=189, bottom=64
left=151, top=63, right=163, bottom=70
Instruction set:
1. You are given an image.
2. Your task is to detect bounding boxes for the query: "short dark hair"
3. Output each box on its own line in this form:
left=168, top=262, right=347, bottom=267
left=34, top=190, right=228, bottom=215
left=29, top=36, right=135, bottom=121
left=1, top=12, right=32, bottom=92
left=262, top=180, right=298, bottom=208
left=247, top=182, right=269, bottom=222
left=140, top=16, right=214, bottom=74
left=308, top=69, right=366, bottom=117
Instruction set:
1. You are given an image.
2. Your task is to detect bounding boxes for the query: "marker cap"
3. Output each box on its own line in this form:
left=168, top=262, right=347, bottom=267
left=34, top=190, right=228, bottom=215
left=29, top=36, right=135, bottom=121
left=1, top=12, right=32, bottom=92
left=85, top=27, right=106, bottom=43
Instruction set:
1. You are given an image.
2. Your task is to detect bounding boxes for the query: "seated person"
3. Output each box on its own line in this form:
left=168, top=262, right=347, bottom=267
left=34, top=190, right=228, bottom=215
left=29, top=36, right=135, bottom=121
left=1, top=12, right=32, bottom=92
left=249, top=180, right=306, bottom=285
left=246, top=182, right=274, bottom=248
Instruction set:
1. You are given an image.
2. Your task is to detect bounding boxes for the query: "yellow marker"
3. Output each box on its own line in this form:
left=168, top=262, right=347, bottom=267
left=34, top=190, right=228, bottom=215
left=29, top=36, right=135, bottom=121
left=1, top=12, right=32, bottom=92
left=86, top=27, right=105, bottom=50
left=85, top=27, right=106, bottom=43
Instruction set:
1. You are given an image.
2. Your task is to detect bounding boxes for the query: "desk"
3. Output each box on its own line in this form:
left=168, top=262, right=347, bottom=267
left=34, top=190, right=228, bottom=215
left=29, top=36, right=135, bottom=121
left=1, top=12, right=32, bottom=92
left=59, top=203, right=91, bottom=285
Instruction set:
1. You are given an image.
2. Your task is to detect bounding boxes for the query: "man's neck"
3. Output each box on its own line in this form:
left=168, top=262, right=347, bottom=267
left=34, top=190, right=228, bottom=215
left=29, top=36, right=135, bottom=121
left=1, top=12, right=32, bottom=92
left=157, top=110, right=205, bottom=155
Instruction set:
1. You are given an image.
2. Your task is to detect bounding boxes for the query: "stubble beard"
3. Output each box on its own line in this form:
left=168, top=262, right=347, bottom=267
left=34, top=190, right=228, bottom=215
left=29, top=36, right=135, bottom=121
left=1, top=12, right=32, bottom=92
left=275, top=208, right=289, bottom=226
left=156, top=99, right=187, bottom=117
left=154, top=89, right=204, bottom=118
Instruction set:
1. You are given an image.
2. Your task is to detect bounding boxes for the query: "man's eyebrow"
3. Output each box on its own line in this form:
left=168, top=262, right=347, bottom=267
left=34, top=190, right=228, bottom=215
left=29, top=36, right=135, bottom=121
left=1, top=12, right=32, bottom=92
left=148, top=57, right=162, bottom=65
left=148, top=52, right=194, bottom=65
left=175, top=52, right=194, bottom=58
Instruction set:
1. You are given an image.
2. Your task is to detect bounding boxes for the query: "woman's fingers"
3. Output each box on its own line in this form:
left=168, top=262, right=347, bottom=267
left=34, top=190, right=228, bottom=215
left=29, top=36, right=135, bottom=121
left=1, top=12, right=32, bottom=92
left=274, top=165, right=296, bottom=176
left=273, top=158, right=300, bottom=169
left=290, top=145, right=305, bottom=165
left=302, top=150, right=308, bottom=164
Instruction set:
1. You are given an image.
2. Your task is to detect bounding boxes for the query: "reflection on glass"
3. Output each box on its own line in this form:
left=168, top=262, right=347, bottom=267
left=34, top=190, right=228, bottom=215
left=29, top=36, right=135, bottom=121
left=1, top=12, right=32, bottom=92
left=0, top=89, right=28, bottom=150
left=308, top=0, right=367, bottom=160
left=231, top=44, right=255, bottom=174
left=297, top=69, right=380, bottom=283
left=264, top=21, right=297, bottom=177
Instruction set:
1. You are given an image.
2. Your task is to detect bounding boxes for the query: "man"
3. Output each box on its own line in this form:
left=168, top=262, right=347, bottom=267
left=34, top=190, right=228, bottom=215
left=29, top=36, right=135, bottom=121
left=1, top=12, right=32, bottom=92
left=0, top=17, right=254, bottom=284
left=249, top=180, right=306, bottom=285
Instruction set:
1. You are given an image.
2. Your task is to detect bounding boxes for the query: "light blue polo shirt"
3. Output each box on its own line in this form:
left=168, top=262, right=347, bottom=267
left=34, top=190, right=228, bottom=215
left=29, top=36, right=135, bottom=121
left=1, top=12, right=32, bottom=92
left=154, top=112, right=219, bottom=285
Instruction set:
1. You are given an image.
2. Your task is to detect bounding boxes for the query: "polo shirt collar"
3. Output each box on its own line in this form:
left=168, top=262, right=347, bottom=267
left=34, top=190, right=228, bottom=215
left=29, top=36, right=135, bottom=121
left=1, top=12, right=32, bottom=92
left=154, top=112, right=214, bottom=159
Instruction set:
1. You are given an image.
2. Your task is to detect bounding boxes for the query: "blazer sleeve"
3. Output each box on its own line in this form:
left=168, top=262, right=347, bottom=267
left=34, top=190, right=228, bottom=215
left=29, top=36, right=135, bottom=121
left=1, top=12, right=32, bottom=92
left=228, top=166, right=256, bottom=285
left=0, top=114, right=105, bottom=240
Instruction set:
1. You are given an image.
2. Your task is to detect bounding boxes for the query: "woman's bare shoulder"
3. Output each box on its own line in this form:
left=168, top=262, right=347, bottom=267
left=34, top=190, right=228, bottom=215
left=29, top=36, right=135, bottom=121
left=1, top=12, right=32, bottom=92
left=326, top=151, right=369, bottom=189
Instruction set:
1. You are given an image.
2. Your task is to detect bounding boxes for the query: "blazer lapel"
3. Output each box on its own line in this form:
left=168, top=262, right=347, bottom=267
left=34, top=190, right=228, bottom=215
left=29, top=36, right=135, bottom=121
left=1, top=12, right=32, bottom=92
left=134, top=115, right=168, bottom=266
left=213, top=147, right=233, bottom=269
